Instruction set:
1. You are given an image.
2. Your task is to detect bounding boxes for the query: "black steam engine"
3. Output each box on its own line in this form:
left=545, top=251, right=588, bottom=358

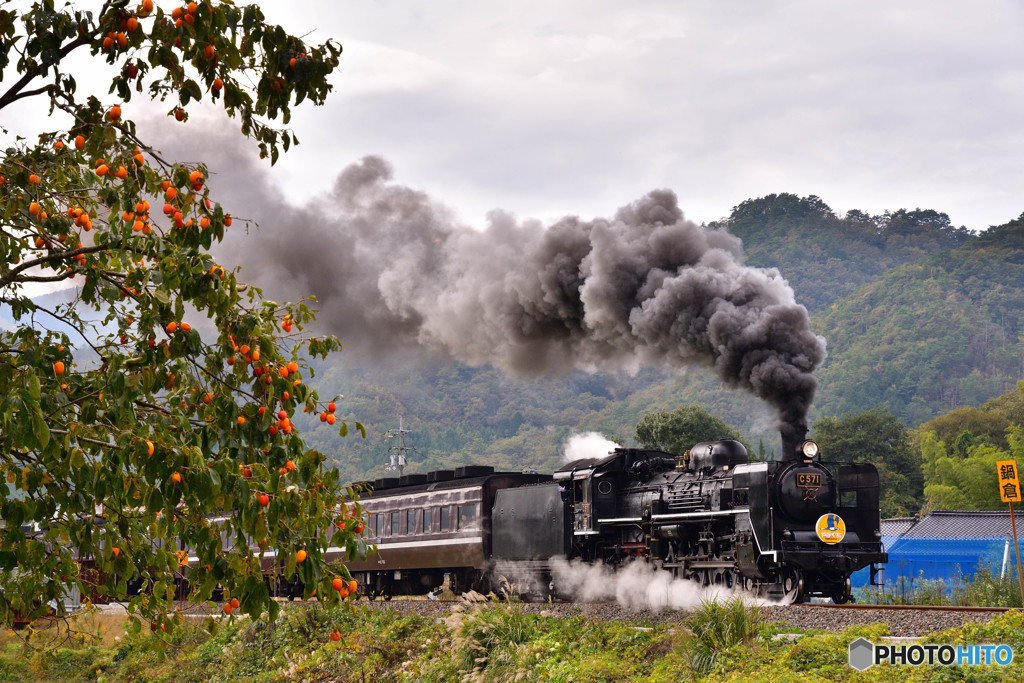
left=531, top=438, right=887, bottom=602
left=351, top=436, right=887, bottom=604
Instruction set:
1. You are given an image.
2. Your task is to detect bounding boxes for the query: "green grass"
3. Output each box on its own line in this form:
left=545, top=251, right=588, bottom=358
left=859, top=566, right=1024, bottom=607
left=2, top=599, right=1023, bottom=681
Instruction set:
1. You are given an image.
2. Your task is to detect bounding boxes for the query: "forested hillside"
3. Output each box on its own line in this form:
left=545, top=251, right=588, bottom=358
left=913, top=381, right=1024, bottom=511
left=815, top=215, right=1024, bottom=424
left=300, top=359, right=774, bottom=483
left=710, top=193, right=972, bottom=312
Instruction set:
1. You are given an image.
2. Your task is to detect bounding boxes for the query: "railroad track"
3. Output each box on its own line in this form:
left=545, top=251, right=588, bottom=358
left=796, top=602, right=1013, bottom=613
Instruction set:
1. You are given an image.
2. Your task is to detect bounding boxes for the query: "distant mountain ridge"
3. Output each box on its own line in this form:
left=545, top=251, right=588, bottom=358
left=710, top=194, right=1023, bottom=426
left=815, top=214, right=1024, bottom=424
left=710, top=193, right=973, bottom=312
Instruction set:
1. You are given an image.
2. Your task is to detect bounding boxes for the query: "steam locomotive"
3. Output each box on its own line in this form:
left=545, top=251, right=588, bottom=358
left=346, top=436, right=887, bottom=603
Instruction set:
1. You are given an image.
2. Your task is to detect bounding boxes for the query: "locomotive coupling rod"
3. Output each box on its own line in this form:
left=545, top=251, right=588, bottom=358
left=685, top=561, right=735, bottom=570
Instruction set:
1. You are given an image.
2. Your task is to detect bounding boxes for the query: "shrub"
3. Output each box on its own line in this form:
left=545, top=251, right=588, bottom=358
left=951, top=566, right=1023, bottom=608
left=683, top=597, right=764, bottom=675
left=859, top=565, right=1023, bottom=607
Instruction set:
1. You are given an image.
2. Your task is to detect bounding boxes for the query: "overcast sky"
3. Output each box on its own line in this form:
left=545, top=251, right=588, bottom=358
left=229, top=0, right=1024, bottom=232
left=5, top=1, right=1023, bottom=231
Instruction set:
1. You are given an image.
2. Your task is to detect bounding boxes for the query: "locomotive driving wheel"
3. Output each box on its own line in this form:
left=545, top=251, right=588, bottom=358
left=714, top=569, right=735, bottom=589
left=780, top=568, right=804, bottom=604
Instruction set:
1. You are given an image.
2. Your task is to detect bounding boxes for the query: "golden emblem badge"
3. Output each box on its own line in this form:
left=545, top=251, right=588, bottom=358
left=815, top=513, right=846, bottom=544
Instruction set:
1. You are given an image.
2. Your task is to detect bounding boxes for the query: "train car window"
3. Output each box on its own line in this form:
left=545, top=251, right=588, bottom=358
left=457, top=504, right=478, bottom=530
left=407, top=509, right=418, bottom=534
left=423, top=507, right=433, bottom=533
left=367, top=515, right=376, bottom=536
left=376, top=513, right=386, bottom=537
left=440, top=506, right=450, bottom=531
left=391, top=511, right=402, bottom=535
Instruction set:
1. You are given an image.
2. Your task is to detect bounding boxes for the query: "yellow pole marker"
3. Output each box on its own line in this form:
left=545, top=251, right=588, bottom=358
left=996, top=460, right=1023, bottom=606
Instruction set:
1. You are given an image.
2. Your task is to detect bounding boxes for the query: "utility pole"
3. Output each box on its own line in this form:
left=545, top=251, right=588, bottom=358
left=385, top=418, right=417, bottom=478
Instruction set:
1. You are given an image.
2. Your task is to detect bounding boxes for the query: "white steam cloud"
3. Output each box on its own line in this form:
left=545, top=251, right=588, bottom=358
left=551, top=558, right=761, bottom=610
left=562, top=432, right=621, bottom=463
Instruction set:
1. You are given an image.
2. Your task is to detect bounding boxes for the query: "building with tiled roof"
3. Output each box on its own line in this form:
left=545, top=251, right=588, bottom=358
left=886, top=510, right=1019, bottom=539
left=880, top=517, right=917, bottom=537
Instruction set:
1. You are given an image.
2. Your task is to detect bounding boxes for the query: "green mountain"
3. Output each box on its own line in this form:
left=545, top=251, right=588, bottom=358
left=302, top=197, right=1023, bottom=481
left=815, top=215, right=1024, bottom=424
left=711, top=193, right=972, bottom=312
left=300, top=359, right=773, bottom=483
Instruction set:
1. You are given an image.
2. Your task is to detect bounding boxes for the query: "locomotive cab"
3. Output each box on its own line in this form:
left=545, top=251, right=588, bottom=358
left=554, top=448, right=677, bottom=540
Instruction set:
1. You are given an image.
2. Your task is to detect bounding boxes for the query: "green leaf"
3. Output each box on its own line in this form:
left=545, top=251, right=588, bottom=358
left=26, top=372, right=41, bottom=401
left=31, top=409, right=50, bottom=449
left=267, top=598, right=280, bottom=621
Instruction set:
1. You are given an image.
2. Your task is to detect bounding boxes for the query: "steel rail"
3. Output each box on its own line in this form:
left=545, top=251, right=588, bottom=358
left=793, top=603, right=1013, bottom=613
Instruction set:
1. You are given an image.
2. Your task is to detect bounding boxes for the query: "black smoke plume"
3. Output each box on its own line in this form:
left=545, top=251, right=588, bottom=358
left=193, top=143, right=826, bottom=445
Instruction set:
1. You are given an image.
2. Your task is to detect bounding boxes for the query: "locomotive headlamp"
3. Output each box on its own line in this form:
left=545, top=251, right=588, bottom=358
left=801, top=440, right=819, bottom=459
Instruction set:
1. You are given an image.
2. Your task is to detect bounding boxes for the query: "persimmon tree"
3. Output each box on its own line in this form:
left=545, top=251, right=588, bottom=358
left=0, top=0, right=368, bottom=631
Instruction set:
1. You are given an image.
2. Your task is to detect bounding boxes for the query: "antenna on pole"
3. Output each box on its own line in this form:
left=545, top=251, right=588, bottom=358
left=385, top=417, right=418, bottom=478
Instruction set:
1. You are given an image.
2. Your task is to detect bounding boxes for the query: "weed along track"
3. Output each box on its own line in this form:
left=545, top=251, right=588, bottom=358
left=8, top=598, right=1023, bottom=680
left=354, top=597, right=1011, bottom=637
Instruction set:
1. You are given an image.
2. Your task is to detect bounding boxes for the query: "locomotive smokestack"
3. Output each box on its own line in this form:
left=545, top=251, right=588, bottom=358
left=780, top=425, right=809, bottom=462
left=217, top=155, right=827, bottom=441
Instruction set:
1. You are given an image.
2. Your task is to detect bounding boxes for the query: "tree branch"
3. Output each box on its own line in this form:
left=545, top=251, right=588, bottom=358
left=0, top=84, right=52, bottom=106
left=0, top=2, right=110, bottom=112
left=0, top=240, right=122, bottom=289
left=29, top=300, right=106, bottom=360
left=10, top=272, right=76, bottom=283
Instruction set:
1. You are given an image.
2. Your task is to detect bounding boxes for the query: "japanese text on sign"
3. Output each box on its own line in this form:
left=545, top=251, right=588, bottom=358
left=997, top=460, right=1021, bottom=503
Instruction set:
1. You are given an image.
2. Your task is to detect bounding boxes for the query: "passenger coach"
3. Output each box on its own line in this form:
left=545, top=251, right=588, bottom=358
left=344, top=466, right=549, bottom=598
